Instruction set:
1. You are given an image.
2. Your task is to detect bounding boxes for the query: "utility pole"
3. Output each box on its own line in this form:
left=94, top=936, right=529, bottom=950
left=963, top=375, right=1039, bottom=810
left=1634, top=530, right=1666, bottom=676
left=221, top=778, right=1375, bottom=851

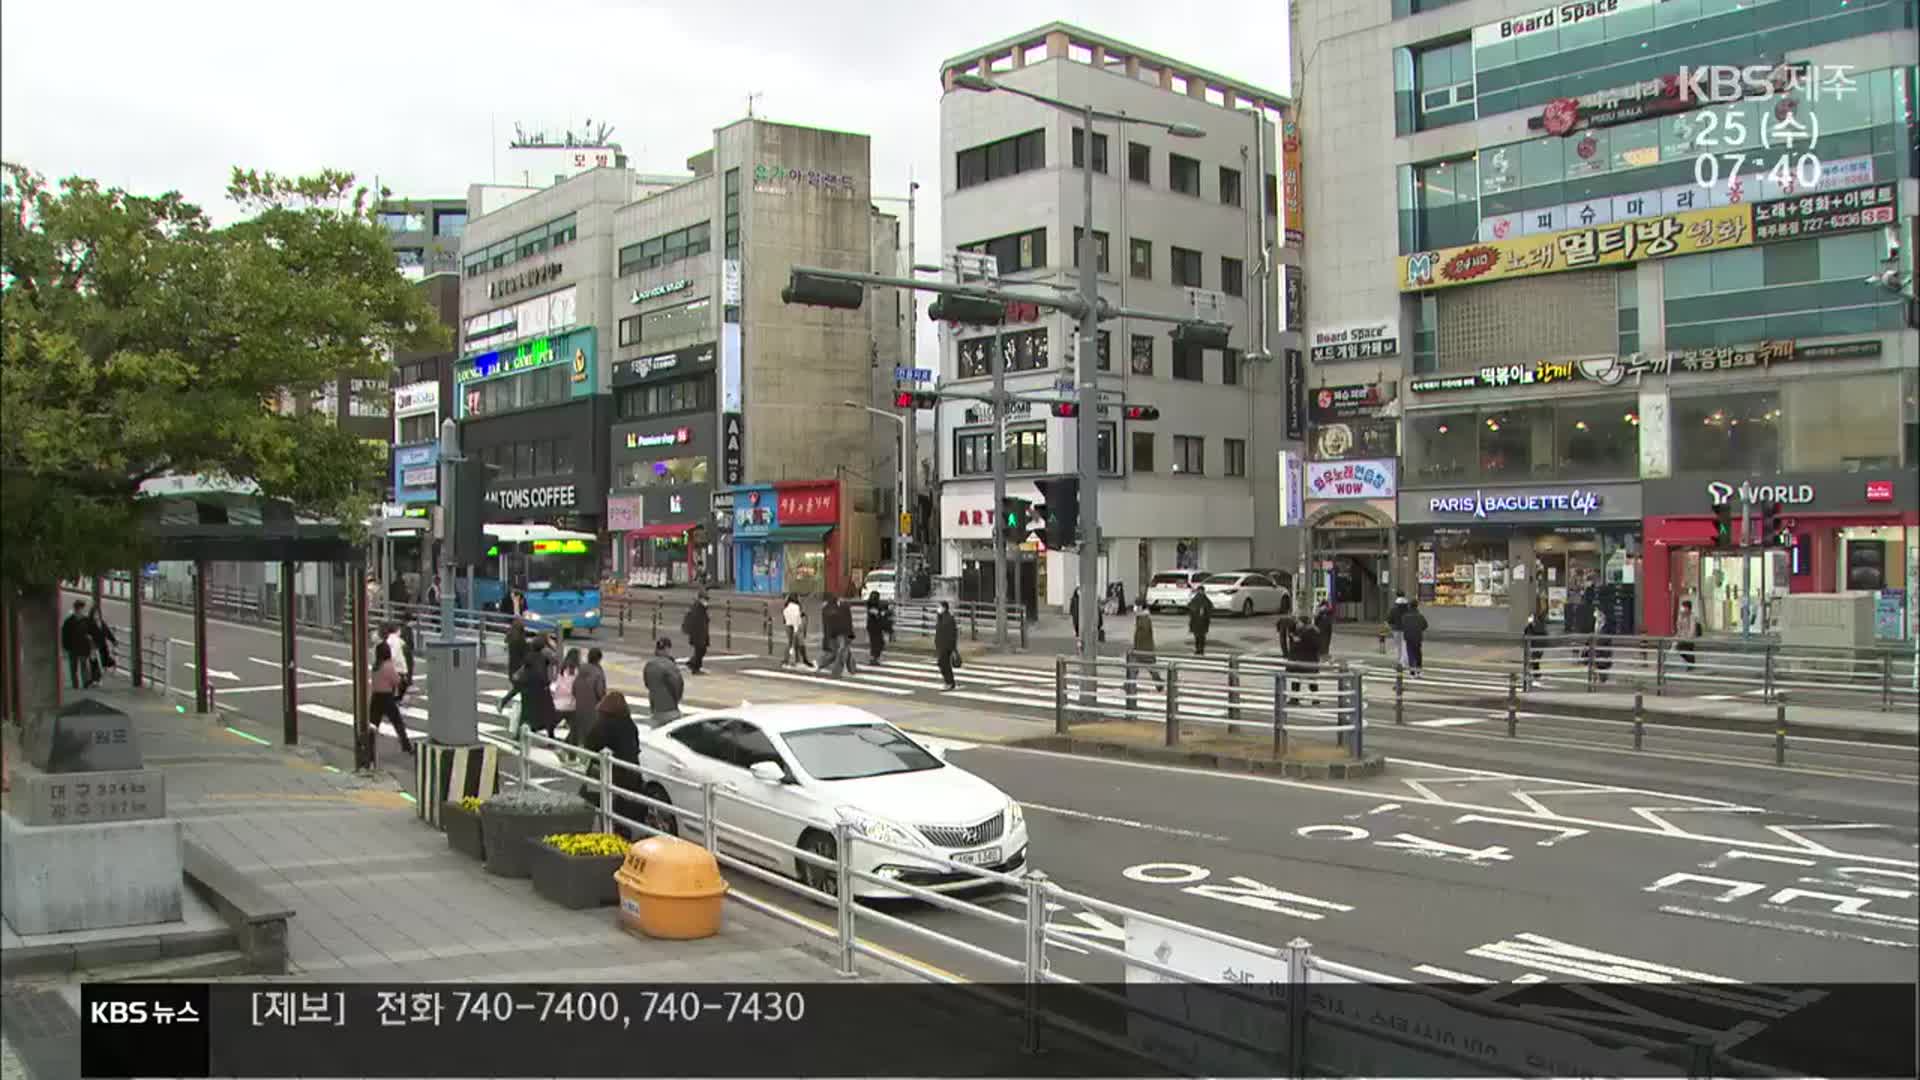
left=1742, top=491, right=1756, bottom=639
left=992, top=315, right=1009, bottom=648
left=905, top=180, right=919, bottom=574
left=1074, top=100, right=1102, bottom=667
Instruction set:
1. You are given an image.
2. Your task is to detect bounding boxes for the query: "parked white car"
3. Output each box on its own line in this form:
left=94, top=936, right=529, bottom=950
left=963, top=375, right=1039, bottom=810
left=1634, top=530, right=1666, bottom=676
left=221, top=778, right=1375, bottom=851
left=1198, top=571, right=1291, bottom=617
left=635, top=705, right=1029, bottom=900
left=1145, top=570, right=1213, bottom=612
left=861, top=568, right=897, bottom=603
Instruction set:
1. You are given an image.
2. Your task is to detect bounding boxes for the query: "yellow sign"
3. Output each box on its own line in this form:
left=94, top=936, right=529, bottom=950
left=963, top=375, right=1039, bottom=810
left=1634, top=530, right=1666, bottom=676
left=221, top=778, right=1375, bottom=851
left=899, top=512, right=912, bottom=534
left=1398, top=203, right=1752, bottom=292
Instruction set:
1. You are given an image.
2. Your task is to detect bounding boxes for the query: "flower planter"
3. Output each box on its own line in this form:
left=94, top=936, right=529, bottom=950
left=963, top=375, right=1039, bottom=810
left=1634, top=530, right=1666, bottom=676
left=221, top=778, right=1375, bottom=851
left=480, top=805, right=597, bottom=879
left=529, top=842, right=623, bottom=909
left=443, top=804, right=485, bottom=861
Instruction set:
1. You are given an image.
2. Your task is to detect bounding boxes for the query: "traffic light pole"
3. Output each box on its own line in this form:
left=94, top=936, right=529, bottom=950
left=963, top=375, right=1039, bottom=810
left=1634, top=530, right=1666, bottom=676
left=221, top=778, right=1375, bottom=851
left=1742, top=492, right=1755, bottom=639
left=1074, top=100, right=1102, bottom=669
left=991, top=317, right=1010, bottom=649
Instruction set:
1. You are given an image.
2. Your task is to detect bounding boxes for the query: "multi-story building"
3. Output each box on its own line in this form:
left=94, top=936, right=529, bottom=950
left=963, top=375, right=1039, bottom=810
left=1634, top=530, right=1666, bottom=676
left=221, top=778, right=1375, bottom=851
left=935, top=23, right=1295, bottom=611
left=377, top=198, right=468, bottom=281
left=456, top=118, right=901, bottom=595
left=1294, top=0, right=1917, bottom=635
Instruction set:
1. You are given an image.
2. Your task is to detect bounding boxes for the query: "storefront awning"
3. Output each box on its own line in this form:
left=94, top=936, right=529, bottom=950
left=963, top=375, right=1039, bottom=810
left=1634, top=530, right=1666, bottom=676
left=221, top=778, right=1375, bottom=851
left=762, top=525, right=832, bottom=542
left=630, top=523, right=697, bottom=539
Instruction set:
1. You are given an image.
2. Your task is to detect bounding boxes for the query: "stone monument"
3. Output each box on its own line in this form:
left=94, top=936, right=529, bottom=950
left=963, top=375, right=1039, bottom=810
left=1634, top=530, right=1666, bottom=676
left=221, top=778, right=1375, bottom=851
left=1, top=695, right=182, bottom=934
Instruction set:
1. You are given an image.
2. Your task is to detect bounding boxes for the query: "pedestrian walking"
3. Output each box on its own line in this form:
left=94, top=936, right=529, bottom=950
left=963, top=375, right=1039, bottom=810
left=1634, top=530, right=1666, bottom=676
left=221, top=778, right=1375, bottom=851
left=643, top=636, right=685, bottom=727
left=681, top=593, right=712, bottom=674
left=87, top=603, right=118, bottom=684
left=934, top=602, right=960, bottom=690
left=1069, top=587, right=1105, bottom=648
left=832, top=592, right=859, bottom=674
left=62, top=599, right=93, bottom=690
left=367, top=641, right=415, bottom=759
left=1128, top=609, right=1164, bottom=689
left=1188, top=588, right=1214, bottom=657
left=581, top=690, right=645, bottom=839
left=1315, top=600, right=1336, bottom=660
left=517, top=633, right=558, bottom=735
left=865, top=591, right=892, bottom=665
left=1286, top=623, right=1322, bottom=707
left=1275, top=589, right=1297, bottom=657
left=551, top=647, right=581, bottom=743
left=383, top=621, right=415, bottom=700
left=1675, top=600, right=1701, bottom=671
left=426, top=575, right=442, bottom=607
left=1522, top=608, right=1547, bottom=679
left=781, top=593, right=811, bottom=668
left=1589, top=611, right=1616, bottom=684
left=1387, top=591, right=1410, bottom=669
left=500, top=618, right=529, bottom=710
left=572, top=647, right=608, bottom=750
left=1401, top=600, right=1429, bottom=677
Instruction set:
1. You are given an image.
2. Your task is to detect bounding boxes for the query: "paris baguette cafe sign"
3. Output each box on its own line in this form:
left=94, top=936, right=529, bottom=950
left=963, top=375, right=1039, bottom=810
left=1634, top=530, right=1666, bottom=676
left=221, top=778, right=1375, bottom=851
left=1429, top=488, right=1604, bottom=519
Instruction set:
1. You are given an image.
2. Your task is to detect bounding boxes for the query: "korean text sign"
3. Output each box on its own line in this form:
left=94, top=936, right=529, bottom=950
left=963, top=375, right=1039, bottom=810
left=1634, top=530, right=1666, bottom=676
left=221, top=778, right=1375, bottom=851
left=1399, top=203, right=1751, bottom=291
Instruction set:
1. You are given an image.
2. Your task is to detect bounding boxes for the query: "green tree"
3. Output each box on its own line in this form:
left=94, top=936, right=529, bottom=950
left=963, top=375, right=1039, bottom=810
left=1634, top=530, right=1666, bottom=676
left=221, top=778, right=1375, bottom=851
left=1, top=163, right=448, bottom=718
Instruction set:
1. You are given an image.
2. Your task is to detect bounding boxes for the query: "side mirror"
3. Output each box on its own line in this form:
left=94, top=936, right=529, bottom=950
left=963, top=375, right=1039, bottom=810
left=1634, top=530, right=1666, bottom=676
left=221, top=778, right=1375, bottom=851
left=749, top=760, right=787, bottom=784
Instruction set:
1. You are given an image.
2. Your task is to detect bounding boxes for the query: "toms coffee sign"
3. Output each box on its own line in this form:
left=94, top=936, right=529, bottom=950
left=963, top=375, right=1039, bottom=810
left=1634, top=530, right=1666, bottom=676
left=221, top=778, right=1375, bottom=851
left=486, top=484, right=578, bottom=511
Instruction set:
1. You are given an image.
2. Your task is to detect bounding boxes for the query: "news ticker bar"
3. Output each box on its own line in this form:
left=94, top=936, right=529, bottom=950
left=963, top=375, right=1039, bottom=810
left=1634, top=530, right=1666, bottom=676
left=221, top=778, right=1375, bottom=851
left=78, top=981, right=1915, bottom=1078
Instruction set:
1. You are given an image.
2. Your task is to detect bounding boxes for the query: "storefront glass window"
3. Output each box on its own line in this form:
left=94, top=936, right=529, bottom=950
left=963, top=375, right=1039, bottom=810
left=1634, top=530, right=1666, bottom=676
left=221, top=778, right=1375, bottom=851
left=1672, top=390, right=1781, bottom=473
left=783, top=544, right=827, bottom=594
left=1419, top=533, right=1509, bottom=610
left=1478, top=404, right=1554, bottom=481
left=617, top=456, right=709, bottom=489
left=1405, top=411, right=1477, bottom=485
left=1782, top=373, right=1903, bottom=471
left=1557, top=399, right=1640, bottom=480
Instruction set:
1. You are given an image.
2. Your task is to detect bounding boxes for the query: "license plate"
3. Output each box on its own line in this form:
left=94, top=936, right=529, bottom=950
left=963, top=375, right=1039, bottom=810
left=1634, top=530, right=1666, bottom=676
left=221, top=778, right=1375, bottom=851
left=558, top=619, right=573, bottom=629
left=954, top=847, right=1001, bottom=867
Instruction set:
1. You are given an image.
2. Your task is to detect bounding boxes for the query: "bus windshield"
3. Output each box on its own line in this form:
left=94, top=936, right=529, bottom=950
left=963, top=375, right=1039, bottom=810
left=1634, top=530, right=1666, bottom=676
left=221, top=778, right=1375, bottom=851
left=526, top=551, right=597, bottom=592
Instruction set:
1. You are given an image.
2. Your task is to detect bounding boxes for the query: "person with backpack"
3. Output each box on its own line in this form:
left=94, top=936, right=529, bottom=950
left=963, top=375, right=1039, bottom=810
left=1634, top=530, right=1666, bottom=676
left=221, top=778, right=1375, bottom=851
left=865, top=591, right=892, bottom=665
left=934, top=602, right=961, bottom=690
left=581, top=690, right=644, bottom=839
left=367, top=640, right=414, bottom=759
left=1386, top=592, right=1410, bottom=669
left=1401, top=600, right=1429, bottom=677
left=681, top=593, right=711, bottom=674
left=515, top=632, right=558, bottom=735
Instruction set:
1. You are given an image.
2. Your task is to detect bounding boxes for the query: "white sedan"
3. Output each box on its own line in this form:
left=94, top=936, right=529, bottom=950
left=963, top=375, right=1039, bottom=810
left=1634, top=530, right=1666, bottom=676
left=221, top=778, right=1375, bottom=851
left=635, top=704, right=1029, bottom=900
left=1198, top=571, right=1291, bottom=617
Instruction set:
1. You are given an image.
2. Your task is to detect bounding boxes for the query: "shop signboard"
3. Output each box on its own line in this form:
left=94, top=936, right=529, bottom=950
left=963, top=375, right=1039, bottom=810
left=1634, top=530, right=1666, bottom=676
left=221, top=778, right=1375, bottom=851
left=1278, top=451, right=1304, bottom=526
left=1281, top=120, right=1304, bottom=247
left=752, top=163, right=857, bottom=197
left=1409, top=355, right=1625, bottom=394
left=613, top=342, right=715, bottom=386
left=1473, top=0, right=1659, bottom=49
left=393, top=381, right=439, bottom=417
left=1306, top=459, right=1396, bottom=501
left=1280, top=266, right=1304, bottom=333
left=721, top=413, right=744, bottom=486
left=1400, top=203, right=1750, bottom=292
left=457, top=327, right=594, bottom=386
left=1283, top=350, right=1306, bottom=440
left=392, top=443, right=439, bottom=504
left=606, top=495, right=644, bottom=532
left=1644, top=471, right=1913, bottom=516
left=945, top=492, right=1001, bottom=540
left=1309, top=383, right=1388, bottom=421
left=485, top=482, right=581, bottom=513
left=777, top=484, right=838, bottom=526
left=1310, top=417, right=1398, bottom=462
left=1400, top=482, right=1643, bottom=525
left=1310, top=322, right=1400, bottom=364
left=488, top=261, right=563, bottom=301
left=625, top=426, right=693, bottom=451
left=1752, top=184, right=1898, bottom=243
left=733, top=488, right=775, bottom=535
left=1413, top=340, right=1881, bottom=394
left=463, top=285, right=577, bottom=352
left=631, top=279, right=692, bottom=304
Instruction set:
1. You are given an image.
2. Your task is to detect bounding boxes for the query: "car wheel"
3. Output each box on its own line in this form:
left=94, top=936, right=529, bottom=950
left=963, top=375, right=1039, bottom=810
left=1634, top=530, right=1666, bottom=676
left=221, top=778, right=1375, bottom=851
left=1241, top=599, right=1254, bottom=618
left=641, top=783, right=678, bottom=838
left=798, top=829, right=838, bottom=900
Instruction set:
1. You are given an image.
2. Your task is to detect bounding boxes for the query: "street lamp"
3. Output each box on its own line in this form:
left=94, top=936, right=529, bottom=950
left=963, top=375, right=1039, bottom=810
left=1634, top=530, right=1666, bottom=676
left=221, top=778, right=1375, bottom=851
left=952, top=72, right=1204, bottom=667
left=842, top=400, right=909, bottom=571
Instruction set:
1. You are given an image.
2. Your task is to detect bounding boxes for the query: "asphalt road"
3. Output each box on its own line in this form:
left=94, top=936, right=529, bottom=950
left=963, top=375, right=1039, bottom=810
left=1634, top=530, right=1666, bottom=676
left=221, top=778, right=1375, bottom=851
left=72, top=591, right=1919, bottom=1054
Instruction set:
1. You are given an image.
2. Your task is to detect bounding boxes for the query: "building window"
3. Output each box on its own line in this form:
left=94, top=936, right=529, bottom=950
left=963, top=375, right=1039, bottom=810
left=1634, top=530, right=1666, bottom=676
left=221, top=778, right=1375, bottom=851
left=377, top=211, right=425, bottom=234
left=1405, top=410, right=1477, bottom=485
left=1128, top=142, right=1151, bottom=184
left=1221, top=347, right=1241, bottom=386
left=460, top=365, right=570, bottom=421
left=956, top=129, right=1046, bottom=190
left=617, top=456, right=709, bottom=490
left=954, top=430, right=994, bottom=477
left=1671, top=391, right=1779, bottom=475
left=1095, top=330, right=1111, bottom=372
left=1172, top=341, right=1204, bottom=382
left=957, top=328, right=1048, bottom=378
left=639, top=297, right=712, bottom=344
left=397, top=414, right=437, bottom=445
left=1219, top=167, right=1242, bottom=208
left=1413, top=39, right=1474, bottom=129
left=1410, top=157, right=1479, bottom=252
left=480, top=438, right=573, bottom=480
left=1129, top=334, right=1154, bottom=376
left=473, top=214, right=578, bottom=276
left=960, top=228, right=1047, bottom=274
left=1132, top=431, right=1155, bottom=473
left=1171, top=246, right=1202, bottom=288
left=1071, top=128, right=1109, bottom=173
left=1557, top=399, right=1640, bottom=480
left=1264, top=173, right=1278, bottom=217
left=1096, top=422, right=1118, bottom=474
left=1663, top=234, right=1907, bottom=350
left=618, top=315, right=642, bottom=347
left=1072, top=228, right=1110, bottom=273
left=615, top=375, right=714, bottom=421
left=1221, top=257, right=1244, bottom=297
left=1129, top=238, right=1152, bottom=280
left=433, top=211, right=467, bottom=238
left=1224, top=438, right=1247, bottom=477
left=1007, top=428, right=1047, bottom=472
left=1169, top=154, right=1201, bottom=197
left=394, top=248, right=424, bottom=270
left=619, top=222, right=712, bottom=276
left=724, top=168, right=741, bottom=260
left=1172, top=435, right=1205, bottom=475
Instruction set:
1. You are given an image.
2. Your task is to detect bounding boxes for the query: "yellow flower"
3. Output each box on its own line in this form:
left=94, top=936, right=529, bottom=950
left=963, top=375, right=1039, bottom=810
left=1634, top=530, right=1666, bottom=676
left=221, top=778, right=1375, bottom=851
left=456, top=796, right=484, bottom=813
left=542, top=832, right=628, bottom=858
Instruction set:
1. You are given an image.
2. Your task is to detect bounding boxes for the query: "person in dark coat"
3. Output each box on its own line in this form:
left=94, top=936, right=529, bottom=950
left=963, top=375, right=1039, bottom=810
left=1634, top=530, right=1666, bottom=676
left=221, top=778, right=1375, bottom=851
left=934, top=602, right=960, bottom=690
left=1589, top=610, right=1616, bottom=684
left=1286, top=623, right=1322, bottom=706
left=1069, top=587, right=1105, bottom=646
left=1522, top=609, right=1547, bottom=679
left=1275, top=590, right=1297, bottom=657
left=87, top=603, right=118, bottom=684
left=1188, top=589, right=1215, bottom=656
left=832, top=593, right=859, bottom=673
left=1128, top=610, right=1164, bottom=689
left=516, top=633, right=558, bottom=735
left=581, top=690, right=645, bottom=839
left=680, top=593, right=711, bottom=674
left=1314, top=600, right=1336, bottom=660
left=1401, top=600, right=1429, bottom=677
left=643, top=637, right=685, bottom=726
left=62, top=599, right=94, bottom=689
left=500, top=618, right=529, bottom=710
left=865, top=591, right=892, bottom=665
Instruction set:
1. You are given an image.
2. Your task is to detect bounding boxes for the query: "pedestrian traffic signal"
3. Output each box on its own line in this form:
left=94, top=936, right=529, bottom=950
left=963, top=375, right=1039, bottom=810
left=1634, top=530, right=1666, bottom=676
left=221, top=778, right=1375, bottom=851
left=1761, top=501, right=1786, bottom=546
left=1051, top=402, right=1080, bottom=418
left=1122, top=405, right=1159, bottom=421
left=1712, top=499, right=1734, bottom=548
left=927, top=295, right=1006, bottom=325
left=1170, top=322, right=1232, bottom=350
left=1000, top=497, right=1035, bottom=542
left=1032, top=477, right=1081, bottom=549
left=781, top=271, right=865, bottom=310
left=894, top=391, right=938, bottom=409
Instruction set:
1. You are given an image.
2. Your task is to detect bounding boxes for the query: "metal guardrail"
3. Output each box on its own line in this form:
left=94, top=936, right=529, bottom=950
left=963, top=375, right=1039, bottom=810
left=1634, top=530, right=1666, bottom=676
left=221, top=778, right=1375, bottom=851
left=470, top=723, right=1785, bottom=1077
left=1052, top=654, right=1367, bottom=760
left=1522, top=632, right=1918, bottom=712
left=892, top=599, right=1028, bottom=647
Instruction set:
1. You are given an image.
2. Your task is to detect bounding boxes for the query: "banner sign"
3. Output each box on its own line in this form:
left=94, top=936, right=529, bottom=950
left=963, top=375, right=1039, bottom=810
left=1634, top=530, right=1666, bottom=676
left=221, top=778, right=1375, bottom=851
left=1309, top=383, right=1388, bottom=421
left=1283, top=349, right=1306, bottom=441
left=393, top=381, right=439, bottom=417
left=1752, top=184, right=1899, bottom=243
left=1400, top=203, right=1750, bottom=292
left=485, top=483, right=579, bottom=512
left=1306, top=459, right=1397, bottom=501
left=613, top=342, right=715, bottom=387
left=1614, top=339, right=1880, bottom=380
left=1278, top=451, right=1304, bottom=527
left=1281, top=120, right=1304, bottom=247
left=1473, top=0, right=1657, bottom=49
left=721, top=413, right=744, bottom=486
left=1310, top=321, right=1400, bottom=363
left=1281, top=266, right=1304, bottom=332
left=1311, top=418, right=1398, bottom=462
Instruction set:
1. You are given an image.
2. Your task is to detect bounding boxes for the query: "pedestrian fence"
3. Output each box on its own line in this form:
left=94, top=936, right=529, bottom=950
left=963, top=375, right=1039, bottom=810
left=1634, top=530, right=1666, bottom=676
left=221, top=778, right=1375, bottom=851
left=75, top=576, right=336, bottom=635
left=104, top=624, right=193, bottom=706
left=468, top=722, right=1788, bottom=1078
left=1052, top=654, right=1368, bottom=760
left=891, top=599, right=1028, bottom=648
left=1524, top=632, right=1917, bottom=712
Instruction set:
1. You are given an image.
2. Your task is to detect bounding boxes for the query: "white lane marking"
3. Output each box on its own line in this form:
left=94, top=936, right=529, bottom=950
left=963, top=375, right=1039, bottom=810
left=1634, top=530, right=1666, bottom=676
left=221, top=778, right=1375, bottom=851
left=1022, top=801, right=1230, bottom=843
left=1467, top=932, right=1744, bottom=987
left=1766, top=887, right=1919, bottom=927
left=909, top=734, right=977, bottom=755
left=945, top=689, right=1050, bottom=710
left=1453, top=814, right=1588, bottom=846
left=1698, top=694, right=1737, bottom=701
left=961, top=743, right=1920, bottom=869
left=1384, top=757, right=1782, bottom=808
left=1375, top=833, right=1512, bottom=864
left=1645, top=872, right=1768, bottom=903
left=220, top=680, right=352, bottom=695
left=245, top=656, right=349, bottom=681
left=1659, top=905, right=1917, bottom=949
left=1367, top=803, right=1402, bottom=815
left=1297, top=824, right=1369, bottom=841
left=1412, top=964, right=1495, bottom=984
left=298, top=703, right=356, bottom=726
left=182, top=663, right=241, bottom=681
left=313, top=656, right=354, bottom=668
left=1796, top=877, right=1917, bottom=901
left=1632, top=805, right=1764, bottom=835
left=1764, top=823, right=1887, bottom=857
left=1721, top=850, right=1816, bottom=867
left=1411, top=717, right=1485, bottom=728
left=739, top=668, right=913, bottom=696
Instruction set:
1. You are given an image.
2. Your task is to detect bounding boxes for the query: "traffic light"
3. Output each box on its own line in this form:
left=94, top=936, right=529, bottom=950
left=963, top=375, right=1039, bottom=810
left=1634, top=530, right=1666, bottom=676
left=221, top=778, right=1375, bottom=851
left=1122, top=405, right=1159, bottom=421
left=1170, top=322, right=1232, bottom=349
left=927, top=295, right=1006, bottom=325
left=894, top=391, right=938, bottom=409
left=1051, top=402, right=1081, bottom=418
left=1000, top=497, right=1035, bottom=542
left=1712, top=499, right=1734, bottom=548
left=448, top=460, right=490, bottom=566
left=1032, top=477, right=1081, bottom=549
left=781, top=271, right=865, bottom=310
left=1761, top=501, right=1786, bottom=546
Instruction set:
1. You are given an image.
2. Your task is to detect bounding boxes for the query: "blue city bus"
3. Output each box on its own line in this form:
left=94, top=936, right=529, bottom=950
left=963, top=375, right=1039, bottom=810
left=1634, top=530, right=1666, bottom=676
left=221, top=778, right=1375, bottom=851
left=471, top=524, right=603, bottom=634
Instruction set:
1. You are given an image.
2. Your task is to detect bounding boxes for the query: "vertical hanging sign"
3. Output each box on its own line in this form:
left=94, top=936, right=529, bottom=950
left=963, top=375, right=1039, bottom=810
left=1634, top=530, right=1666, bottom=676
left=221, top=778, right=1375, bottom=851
left=1284, top=348, right=1306, bottom=441
left=1282, top=120, right=1304, bottom=247
left=1281, top=265, right=1304, bottom=334
left=720, top=323, right=743, bottom=412
left=1278, top=450, right=1304, bottom=527
left=721, top=412, right=745, bottom=485
left=722, top=259, right=742, bottom=306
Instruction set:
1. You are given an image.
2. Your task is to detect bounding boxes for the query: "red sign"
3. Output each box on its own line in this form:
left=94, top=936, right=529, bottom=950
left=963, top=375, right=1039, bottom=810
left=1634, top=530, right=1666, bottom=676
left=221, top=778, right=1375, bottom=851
left=776, top=483, right=839, bottom=525
left=1866, top=481, right=1894, bottom=503
left=1542, top=98, right=1579, bottom=136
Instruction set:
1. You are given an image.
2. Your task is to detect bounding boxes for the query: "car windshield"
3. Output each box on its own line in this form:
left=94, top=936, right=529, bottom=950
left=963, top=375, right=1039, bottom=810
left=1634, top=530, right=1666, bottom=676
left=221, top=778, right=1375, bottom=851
left=1208, top=575, right=1245, bottom=587
left=781, top=723, right=942, bottom=781
left=867, top=571, right=894, bottom=582
left=1151, top=573, right=1193, bottom=586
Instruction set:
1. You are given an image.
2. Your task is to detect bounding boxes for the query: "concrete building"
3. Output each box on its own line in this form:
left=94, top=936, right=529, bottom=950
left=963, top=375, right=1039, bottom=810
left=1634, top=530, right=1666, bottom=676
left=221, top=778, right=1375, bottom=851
left=1293, top=0, right=1917, bottom=635
left=934, top=23, right=1296, bottom=611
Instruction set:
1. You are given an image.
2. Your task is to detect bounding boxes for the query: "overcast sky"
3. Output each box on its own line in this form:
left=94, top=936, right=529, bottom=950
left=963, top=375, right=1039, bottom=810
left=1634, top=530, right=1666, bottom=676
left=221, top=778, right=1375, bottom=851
left=2, top=1, right=1290, bottom=364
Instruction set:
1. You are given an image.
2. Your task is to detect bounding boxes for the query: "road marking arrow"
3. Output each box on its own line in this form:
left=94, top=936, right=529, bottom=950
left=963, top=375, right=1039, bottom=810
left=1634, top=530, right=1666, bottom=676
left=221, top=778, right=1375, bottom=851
left=183, top=663, right=241, bottom=681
